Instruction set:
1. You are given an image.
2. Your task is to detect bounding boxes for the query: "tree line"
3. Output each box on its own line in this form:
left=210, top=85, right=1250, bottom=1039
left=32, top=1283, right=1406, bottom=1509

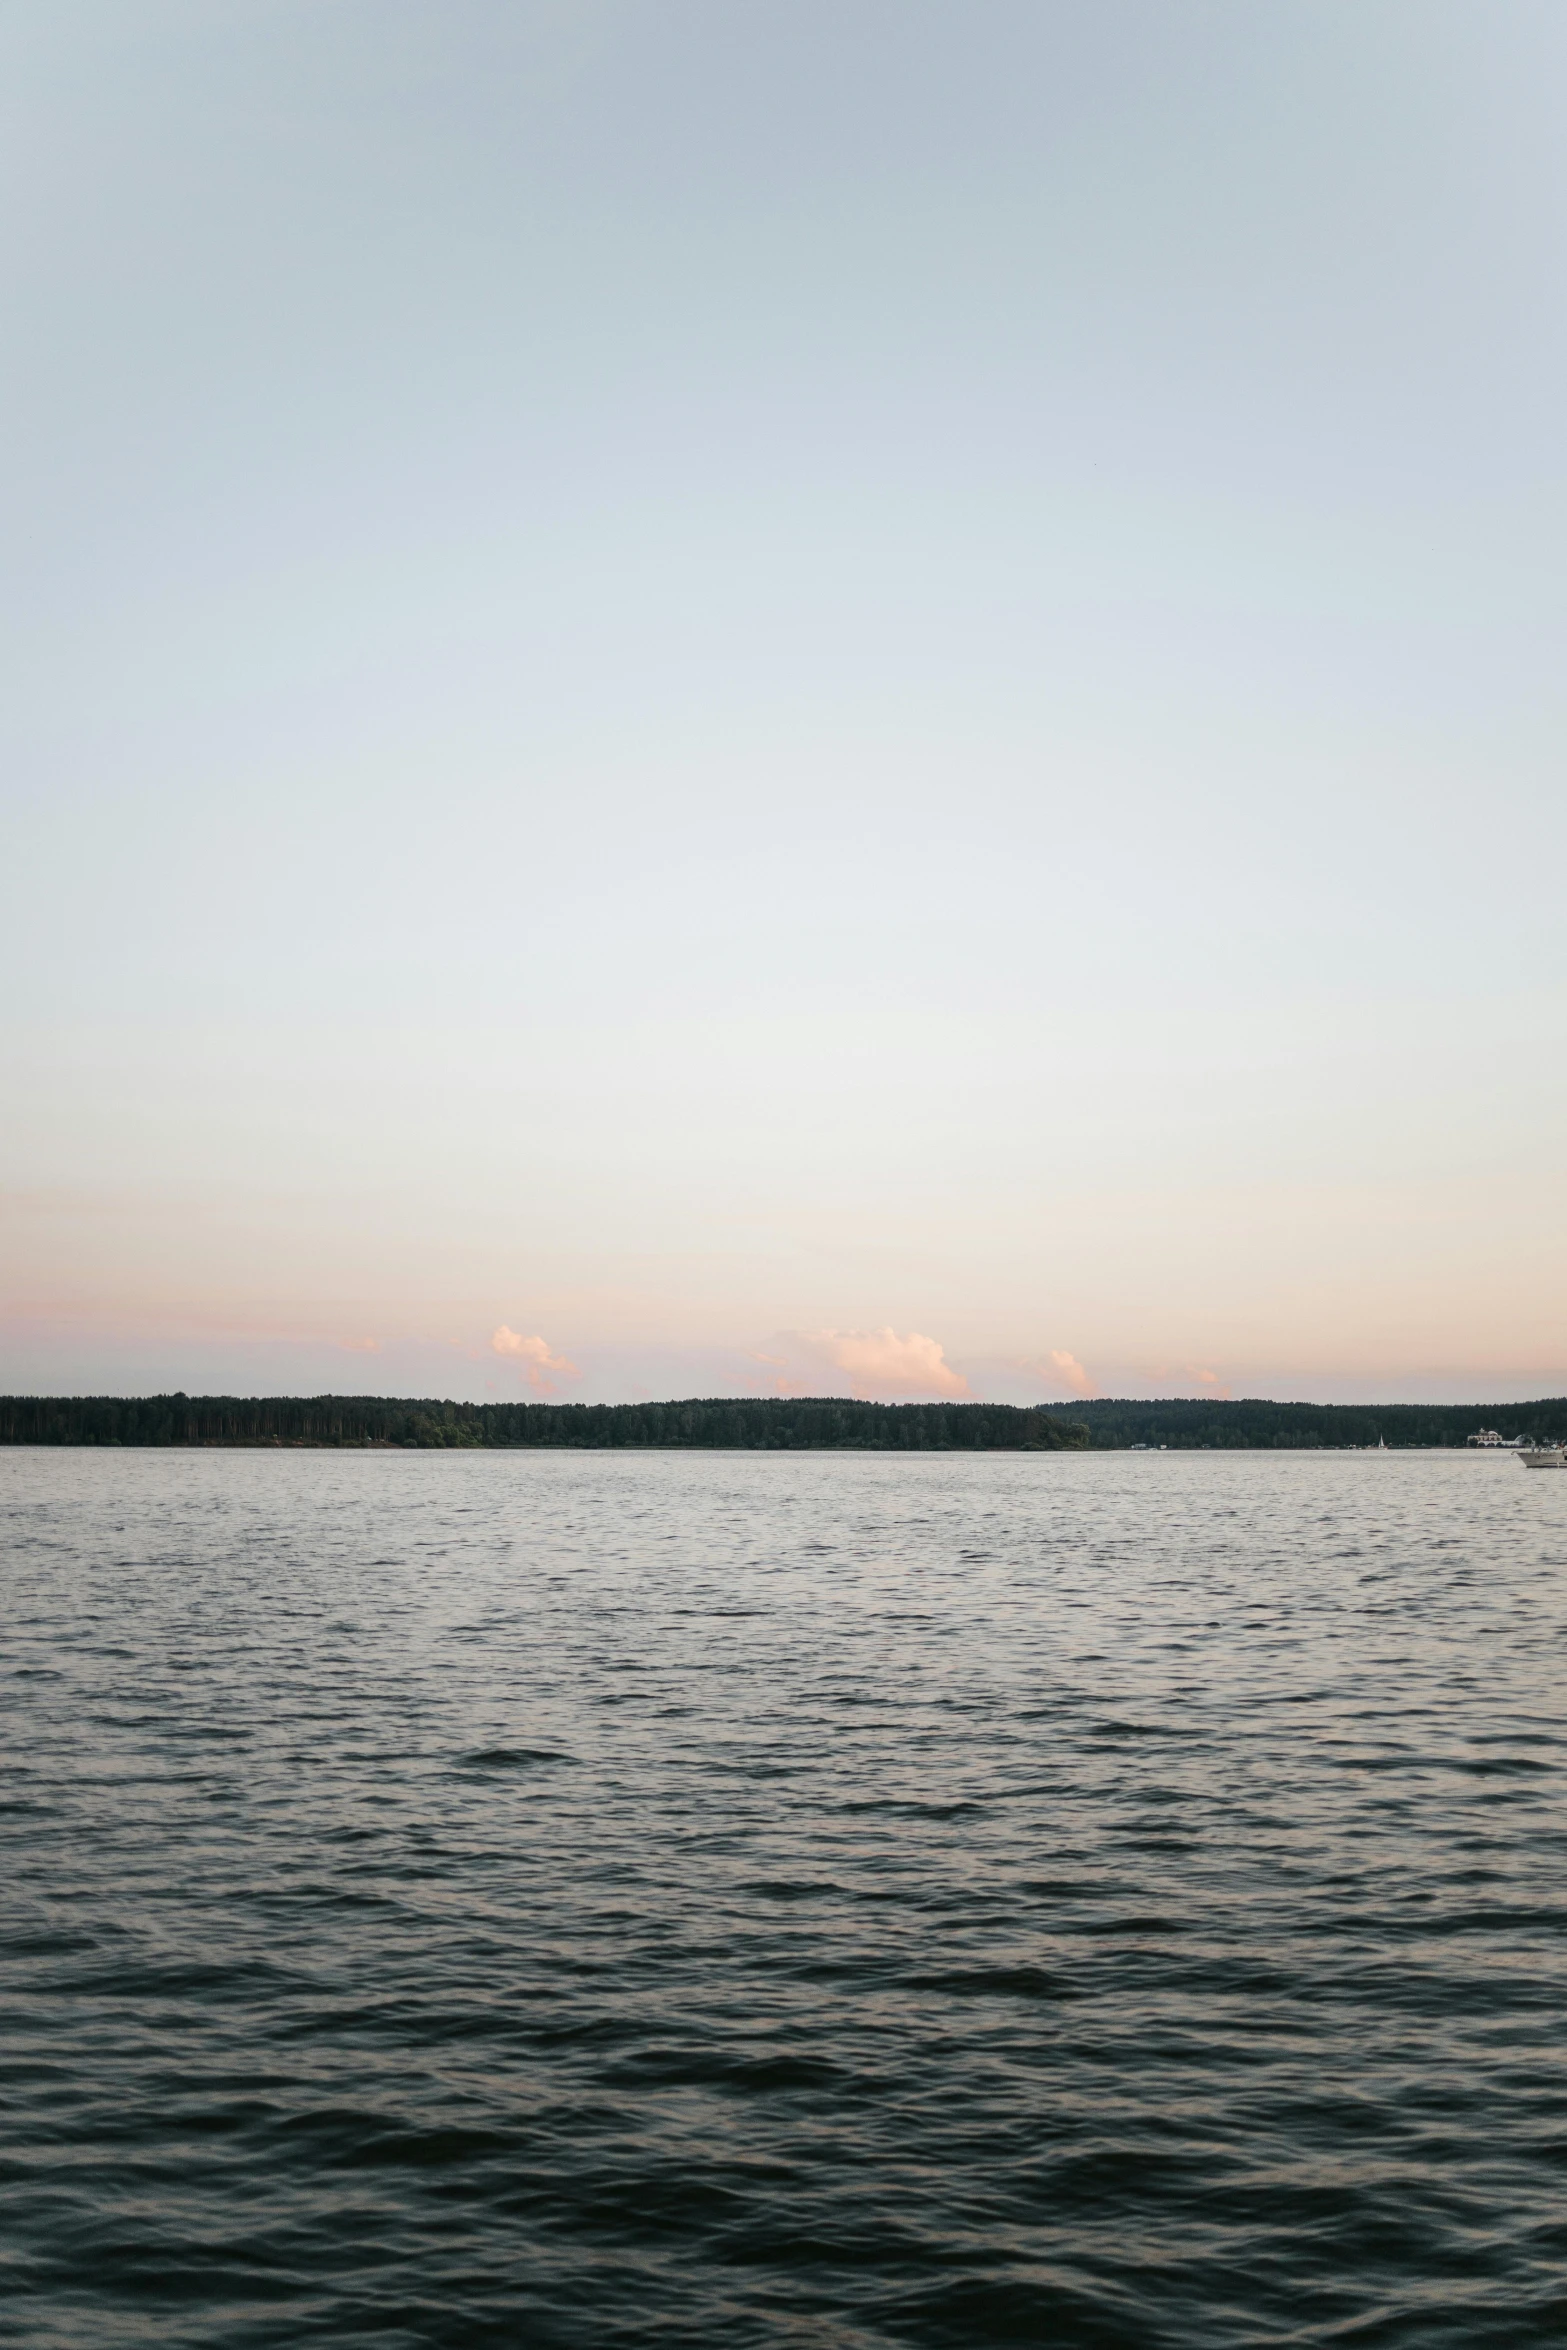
left=0, top=1394, right=1090, bottom=1450
left=1, top=1393, right=1562, bottom=1451
left=1046, top=1397, right=1567, bottom=1448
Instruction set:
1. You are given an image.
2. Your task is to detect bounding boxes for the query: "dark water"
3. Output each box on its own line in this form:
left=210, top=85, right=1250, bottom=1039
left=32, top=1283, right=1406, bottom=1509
left=3, top=1449, right=1565, bottom=2347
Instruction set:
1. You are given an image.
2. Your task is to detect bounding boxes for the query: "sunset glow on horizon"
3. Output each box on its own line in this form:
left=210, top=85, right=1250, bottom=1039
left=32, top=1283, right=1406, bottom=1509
left=4, top=3, right=1565, bottom=1407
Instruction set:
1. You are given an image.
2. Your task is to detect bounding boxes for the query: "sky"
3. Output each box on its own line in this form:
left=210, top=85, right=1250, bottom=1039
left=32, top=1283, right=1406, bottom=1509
left=3, top=0, right=1566, bottom=1408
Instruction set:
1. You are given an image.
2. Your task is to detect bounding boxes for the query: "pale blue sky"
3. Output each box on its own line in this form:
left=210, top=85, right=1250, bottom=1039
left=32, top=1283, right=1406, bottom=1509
left=4, top=2, right=1565, bottom=1403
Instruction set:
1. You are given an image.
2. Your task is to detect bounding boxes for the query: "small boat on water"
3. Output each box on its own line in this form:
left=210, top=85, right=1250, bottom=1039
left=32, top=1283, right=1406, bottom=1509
left=1517, top=1446, right=1565, bottom=1470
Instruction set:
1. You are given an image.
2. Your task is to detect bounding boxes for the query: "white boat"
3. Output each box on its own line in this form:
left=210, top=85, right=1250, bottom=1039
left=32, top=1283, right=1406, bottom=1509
left=1517, top=1446, right=1565, bottom=1470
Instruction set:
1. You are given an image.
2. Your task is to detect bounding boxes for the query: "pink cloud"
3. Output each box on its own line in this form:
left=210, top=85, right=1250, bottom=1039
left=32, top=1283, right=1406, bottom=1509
left=1047, top=1348, right=1098, bottom=1398
left=491, top=1326, right=580, bottom=1394
left=737, top=1348, right=814, bottom=1396
left=1017, top=1349, right=1100, bottom=1398
left=791, top=1327, right=971, bottom=1401
left=1143, top=1361, right=1234, bottom=1399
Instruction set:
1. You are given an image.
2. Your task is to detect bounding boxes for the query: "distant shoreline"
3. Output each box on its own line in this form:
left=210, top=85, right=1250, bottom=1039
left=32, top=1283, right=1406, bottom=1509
left=3, top=1394, right=1564, bottom=1452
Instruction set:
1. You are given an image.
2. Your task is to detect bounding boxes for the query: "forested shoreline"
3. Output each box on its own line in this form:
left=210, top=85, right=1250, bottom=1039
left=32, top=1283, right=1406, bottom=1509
left=1, top=1395, right=1089, bottom=1450
left=2, top=1393, right=1563, bottom=1450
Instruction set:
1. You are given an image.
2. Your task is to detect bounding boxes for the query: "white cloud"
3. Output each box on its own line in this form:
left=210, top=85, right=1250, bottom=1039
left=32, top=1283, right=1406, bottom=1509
left=490, top=1327, right=579, bottom=1393
left=1015, top=1348, right=1099, bottom=1398
left=787, top=1327, right=971, bottom=1401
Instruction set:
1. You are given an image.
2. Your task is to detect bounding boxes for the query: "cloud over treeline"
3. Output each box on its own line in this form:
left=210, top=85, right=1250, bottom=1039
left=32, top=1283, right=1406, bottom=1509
left=754, top=1328, right=971, bottom=1401
left=491, top=1327, right=579, bottom=1393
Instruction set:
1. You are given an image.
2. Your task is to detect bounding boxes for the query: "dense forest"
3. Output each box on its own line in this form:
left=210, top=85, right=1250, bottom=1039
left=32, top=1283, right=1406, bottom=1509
left=1051, top=1396, right=1567, bottom=1449
left=2, top=1393, right=1563, bottom=1450
left=0, top=1394, right=1089, bottom=1450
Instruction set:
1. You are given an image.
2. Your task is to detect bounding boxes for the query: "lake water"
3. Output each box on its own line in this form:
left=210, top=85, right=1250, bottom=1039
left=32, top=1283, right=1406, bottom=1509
left=3, top=1446, right=1565, bottom=2346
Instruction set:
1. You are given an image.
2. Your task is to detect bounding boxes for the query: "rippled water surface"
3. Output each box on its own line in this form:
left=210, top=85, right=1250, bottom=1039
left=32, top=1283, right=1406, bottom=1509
left=3, top=1447, right=1566, bottom=2347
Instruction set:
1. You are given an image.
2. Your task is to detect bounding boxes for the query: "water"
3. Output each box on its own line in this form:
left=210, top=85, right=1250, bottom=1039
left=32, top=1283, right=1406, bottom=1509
left=3, top=1447, right=1565, bottom=2347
